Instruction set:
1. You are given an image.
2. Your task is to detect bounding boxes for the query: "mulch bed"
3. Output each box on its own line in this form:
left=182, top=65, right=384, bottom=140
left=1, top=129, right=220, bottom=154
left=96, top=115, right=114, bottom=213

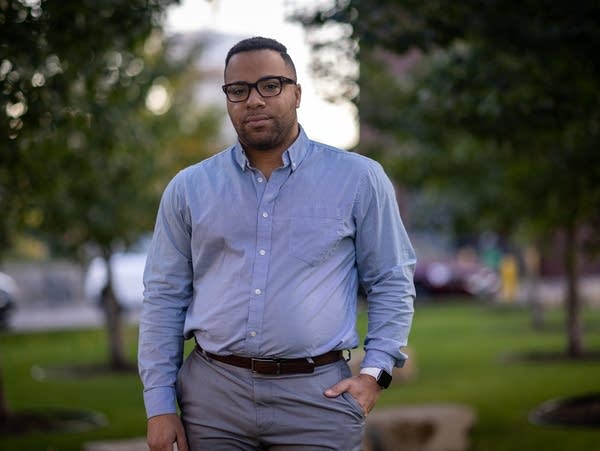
left=0, top=408, right=107, bottom=435
left=529, top=393, right=600, bottom=428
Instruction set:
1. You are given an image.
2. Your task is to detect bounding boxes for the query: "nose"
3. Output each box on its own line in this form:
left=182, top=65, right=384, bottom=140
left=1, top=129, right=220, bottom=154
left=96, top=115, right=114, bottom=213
left=246, top=86, right=265, bottom=106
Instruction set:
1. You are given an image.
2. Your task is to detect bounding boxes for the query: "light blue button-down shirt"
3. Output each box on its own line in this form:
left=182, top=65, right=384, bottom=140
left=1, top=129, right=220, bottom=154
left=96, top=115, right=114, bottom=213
left=139, top=127, right=416, bottom=418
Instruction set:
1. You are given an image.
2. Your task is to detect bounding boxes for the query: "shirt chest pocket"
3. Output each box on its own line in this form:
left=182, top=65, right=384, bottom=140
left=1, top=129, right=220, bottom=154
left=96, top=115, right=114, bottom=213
left=289, top=213, right=346, bottom=266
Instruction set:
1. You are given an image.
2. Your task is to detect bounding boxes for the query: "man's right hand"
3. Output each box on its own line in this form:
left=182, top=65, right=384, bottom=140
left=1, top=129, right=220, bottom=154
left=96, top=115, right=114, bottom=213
left=147, top=413, right=189, bottom=451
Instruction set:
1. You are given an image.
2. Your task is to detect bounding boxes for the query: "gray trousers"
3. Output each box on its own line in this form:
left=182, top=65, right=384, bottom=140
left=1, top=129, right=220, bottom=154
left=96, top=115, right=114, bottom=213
left=176, top=348, right=365, bottom=450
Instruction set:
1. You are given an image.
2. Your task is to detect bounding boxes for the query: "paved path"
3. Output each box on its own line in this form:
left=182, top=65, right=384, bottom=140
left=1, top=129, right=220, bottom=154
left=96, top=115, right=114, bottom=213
left=84, top=438, right=151, bottom=451
left=7, top=276, right=599, bottom=333
left=7, top=302, right=140, bottom=332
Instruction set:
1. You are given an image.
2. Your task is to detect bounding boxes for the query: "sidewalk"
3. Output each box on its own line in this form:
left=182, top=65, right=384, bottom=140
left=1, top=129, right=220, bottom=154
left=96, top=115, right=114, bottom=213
left=8, top=302, right=140, bottom=332
left=514, top=275, right=600, bottom=307
left=8, top=276, right=599, bottom=333
left=84, top=438, right=152, bottom=451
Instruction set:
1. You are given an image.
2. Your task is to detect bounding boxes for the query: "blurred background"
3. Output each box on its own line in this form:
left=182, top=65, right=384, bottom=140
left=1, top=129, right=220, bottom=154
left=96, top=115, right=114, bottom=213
left=1, top=0, right=599, bottom=450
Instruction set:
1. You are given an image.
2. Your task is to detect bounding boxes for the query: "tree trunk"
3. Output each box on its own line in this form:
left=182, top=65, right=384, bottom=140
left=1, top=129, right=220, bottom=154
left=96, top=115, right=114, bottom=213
left=101, top=257, right=130, bottom=370
left=564, top=221, right=583, bottom=358
left=524, top=244, right=545, bottom=330
left=0, top=358, right=10, bottom=421
left=0, top=256, right=10, bottom=419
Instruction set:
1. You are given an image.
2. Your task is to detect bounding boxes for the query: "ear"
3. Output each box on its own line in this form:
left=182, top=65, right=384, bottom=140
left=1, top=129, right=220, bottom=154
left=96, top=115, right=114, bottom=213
left=295, top=83, right=302, bottom=108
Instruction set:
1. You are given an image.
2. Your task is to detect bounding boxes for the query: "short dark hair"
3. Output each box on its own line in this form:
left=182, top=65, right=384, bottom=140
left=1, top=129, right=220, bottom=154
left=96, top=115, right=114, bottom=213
left=225, top=36, right=297, bottom=79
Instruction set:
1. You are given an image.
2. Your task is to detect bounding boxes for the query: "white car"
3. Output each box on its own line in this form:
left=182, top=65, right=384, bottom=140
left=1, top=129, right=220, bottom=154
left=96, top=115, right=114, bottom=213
left=0, top=271, right=19, bottom=328
left=84, top=251, right=147, bottom=310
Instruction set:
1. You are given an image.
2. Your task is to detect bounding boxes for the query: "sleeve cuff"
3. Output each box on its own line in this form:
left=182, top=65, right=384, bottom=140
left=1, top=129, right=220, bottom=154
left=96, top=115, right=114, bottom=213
left=360, top=367, right=382, bottom=379
left=143, top=386, right=178, bottom=419
left=361, top=348, right=408, bottom=373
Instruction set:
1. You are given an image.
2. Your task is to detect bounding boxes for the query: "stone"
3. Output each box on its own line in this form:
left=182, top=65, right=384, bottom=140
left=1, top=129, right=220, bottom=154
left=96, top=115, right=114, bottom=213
left=363, top=404, right=477, bottom=451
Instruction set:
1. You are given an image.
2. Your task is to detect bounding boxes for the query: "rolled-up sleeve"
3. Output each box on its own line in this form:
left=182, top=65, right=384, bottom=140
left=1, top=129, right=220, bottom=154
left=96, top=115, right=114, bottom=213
left=354, top=162, right=416, bottom=373
left=138, top=175, right=193, bottom=418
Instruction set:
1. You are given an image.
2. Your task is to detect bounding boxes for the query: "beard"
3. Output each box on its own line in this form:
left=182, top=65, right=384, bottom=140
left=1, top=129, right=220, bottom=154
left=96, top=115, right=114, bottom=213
left=236, top=116, right=297, bottom=152
left=240, top=129, right=283, bottom=151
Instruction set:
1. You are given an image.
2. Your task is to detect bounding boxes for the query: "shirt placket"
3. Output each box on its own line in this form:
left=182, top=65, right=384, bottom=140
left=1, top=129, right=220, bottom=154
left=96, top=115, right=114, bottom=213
left=245, top=168, right=288, bottom=355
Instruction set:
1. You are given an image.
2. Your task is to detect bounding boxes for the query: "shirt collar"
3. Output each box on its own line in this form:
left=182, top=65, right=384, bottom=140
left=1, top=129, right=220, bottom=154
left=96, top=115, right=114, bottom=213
left=233, top=125, right=309, bottom=172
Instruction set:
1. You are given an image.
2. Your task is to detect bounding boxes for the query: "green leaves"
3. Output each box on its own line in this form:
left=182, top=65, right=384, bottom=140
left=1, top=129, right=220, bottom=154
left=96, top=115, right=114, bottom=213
left=294, top=0, right=600, bottom=248
left=0, top=0, right=224, bottom=261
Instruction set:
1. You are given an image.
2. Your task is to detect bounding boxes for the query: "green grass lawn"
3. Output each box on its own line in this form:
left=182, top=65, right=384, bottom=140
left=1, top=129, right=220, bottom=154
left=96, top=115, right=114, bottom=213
left=376, top=300, right=600, bottom=451
left=1, top=300, right=599, bottom=450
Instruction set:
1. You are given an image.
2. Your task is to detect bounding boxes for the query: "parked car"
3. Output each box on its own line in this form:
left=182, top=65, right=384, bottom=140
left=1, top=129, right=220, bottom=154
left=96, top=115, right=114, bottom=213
left=414, top=257, right=500, bottom=298
left=0, top=271, right=19, bottom=328
left=410, top=231, right=501, bottom=299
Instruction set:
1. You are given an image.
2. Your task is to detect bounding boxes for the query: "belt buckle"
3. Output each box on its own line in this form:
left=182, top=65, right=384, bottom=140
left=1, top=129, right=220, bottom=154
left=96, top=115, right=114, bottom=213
left=251, top=357, right=281, bottom=375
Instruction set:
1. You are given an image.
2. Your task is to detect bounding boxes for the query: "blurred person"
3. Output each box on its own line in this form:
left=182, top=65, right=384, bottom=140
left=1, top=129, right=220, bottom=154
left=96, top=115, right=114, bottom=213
left=500, top=253, right=519, bottom=303
left=138, top=36, right=416, bottom=451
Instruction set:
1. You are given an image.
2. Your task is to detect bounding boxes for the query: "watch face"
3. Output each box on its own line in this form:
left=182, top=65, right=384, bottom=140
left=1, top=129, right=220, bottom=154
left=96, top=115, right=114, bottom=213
left=377, top=370, right=392, bottom=389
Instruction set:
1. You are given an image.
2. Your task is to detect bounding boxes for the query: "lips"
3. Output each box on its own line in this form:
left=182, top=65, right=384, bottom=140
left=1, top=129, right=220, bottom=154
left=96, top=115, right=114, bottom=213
left=244, top=114, right=271, bottom=127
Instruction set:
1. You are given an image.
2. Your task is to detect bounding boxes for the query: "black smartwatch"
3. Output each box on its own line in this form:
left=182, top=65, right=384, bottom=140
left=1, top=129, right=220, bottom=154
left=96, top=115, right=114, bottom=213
left=361, top=367, right=392, bottom=389
left=376, top=369, right=392, bottom=389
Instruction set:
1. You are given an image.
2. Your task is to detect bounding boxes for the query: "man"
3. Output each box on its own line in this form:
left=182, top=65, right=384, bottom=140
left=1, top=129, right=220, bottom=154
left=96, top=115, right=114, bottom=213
left=139, top=36, right=416, bottom=451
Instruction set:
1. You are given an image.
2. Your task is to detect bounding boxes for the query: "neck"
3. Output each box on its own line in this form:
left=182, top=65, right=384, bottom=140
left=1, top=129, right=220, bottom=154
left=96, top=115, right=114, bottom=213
left=242, top=124, right=300, bottom=179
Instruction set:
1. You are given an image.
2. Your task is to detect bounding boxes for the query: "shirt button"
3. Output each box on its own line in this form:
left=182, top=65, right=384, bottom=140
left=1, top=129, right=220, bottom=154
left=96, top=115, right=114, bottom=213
left=254, top=288, right=262, bottom=295
left=259, top=249, right=266, bottom=256
left=262, top=212, right=269, bottom=218
left=257, top=177, right=264, bottom=183
left=250, top=331, right=257, bottom=337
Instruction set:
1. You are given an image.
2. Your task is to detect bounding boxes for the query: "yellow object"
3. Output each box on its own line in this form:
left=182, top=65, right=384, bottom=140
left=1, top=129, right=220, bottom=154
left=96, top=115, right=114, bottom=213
left=500, top=254, right=519, bottom=302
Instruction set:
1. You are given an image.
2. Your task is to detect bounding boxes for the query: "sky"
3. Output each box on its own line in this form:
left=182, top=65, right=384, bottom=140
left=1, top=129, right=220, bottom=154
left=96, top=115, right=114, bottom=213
left=165, top=0, right=358, bottom=149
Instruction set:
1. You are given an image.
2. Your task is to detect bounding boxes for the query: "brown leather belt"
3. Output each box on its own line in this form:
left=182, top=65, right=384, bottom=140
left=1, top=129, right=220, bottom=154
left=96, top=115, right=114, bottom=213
left=196, top=345, right=343, bottom=375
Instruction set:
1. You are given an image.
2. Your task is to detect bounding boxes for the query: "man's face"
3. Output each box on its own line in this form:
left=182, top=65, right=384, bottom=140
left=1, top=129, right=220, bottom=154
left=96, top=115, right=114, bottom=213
left=224, top=49, right=301, bottom=153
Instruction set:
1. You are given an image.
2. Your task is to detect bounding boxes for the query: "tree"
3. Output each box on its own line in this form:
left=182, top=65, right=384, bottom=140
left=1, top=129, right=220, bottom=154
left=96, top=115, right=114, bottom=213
left=0, top=0, right=222, bottom=421
left=293, top=0, right=600, bottom=357
left=34, top=30, right=221, bottom=370
left=1, top=0, right=178, bottom=255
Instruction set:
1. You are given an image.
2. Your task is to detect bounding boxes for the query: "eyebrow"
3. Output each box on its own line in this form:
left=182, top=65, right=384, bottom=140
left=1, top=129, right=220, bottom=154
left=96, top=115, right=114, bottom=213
left=224, top=74, right=290, bottom=84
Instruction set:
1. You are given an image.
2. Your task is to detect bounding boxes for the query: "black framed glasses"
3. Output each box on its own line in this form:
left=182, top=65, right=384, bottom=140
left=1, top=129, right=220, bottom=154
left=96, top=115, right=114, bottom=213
left=222, top=76, right=297, bottom=103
